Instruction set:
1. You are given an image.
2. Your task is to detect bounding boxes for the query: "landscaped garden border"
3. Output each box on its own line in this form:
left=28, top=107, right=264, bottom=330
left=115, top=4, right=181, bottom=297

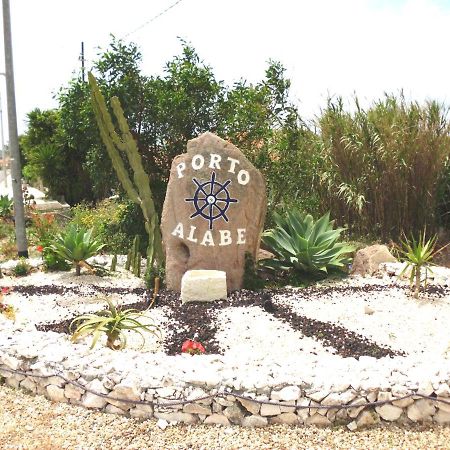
left=1, top=323, right=450, bottom=430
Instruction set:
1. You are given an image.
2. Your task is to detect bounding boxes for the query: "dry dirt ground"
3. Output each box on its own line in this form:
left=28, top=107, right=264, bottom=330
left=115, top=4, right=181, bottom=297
left=1, top=385, right=450, bottom=450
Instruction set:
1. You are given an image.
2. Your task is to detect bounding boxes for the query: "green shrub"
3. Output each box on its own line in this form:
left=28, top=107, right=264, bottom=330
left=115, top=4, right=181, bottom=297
left=261, top=210, right=354, bottom=278
left=70, top=199, right=146, bottom=255
left=13, top=258, right=31, bottom=277
left=49, top=224, right=105, bottom=275
left=0, top=195, right=13, bottom=218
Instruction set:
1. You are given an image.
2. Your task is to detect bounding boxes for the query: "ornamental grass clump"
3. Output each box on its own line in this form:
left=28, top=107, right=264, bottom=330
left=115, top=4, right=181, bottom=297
left=398, top=230, right=449, bottom=299
left=70, top=298, right=161, bottom=350
left=261, top=210, right=354, bottom=278
left=49, top=224, right=105, bottom=275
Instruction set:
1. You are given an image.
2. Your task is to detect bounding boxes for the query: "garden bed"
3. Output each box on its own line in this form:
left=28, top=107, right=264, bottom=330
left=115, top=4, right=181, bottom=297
left=1, top=262, right=450, bottom=429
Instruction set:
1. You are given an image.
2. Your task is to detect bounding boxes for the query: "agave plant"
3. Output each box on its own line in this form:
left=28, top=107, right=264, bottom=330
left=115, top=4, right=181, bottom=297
left=398, top=230, right=449, bottom=298
left=49, top=224, right=105, bottom=275
left=70, top=298, right=161, bottom=350
left=261, top=210, right=355, bottom=277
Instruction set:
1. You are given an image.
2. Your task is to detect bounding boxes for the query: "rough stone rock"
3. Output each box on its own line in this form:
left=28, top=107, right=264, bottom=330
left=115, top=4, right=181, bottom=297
left=156, top=418, right=169, bottom=430
left=215, top=397, right=235, bottom=407
left=269, top=412, right=299, bottom=425
left=260, top=403, right=282, bottom=416
left=64, top=383, right=84, bottom=401
left=105, top=404, right=127, bottom=415
left=204, top=414, right=231, bottom=426
left=308, top=390, right=329, bottom=403
left=392, top=397, right=414, bottom=408
left=347, top=420, right=358, bottom=431
left=434, top=410, right=450, bottom=424
left=161, top=132, right=267, bottom=291
left=237, top=397, right=260, bottom=415
left=437, top=397, right=450, bottom=413
left=321, top=390, right=356, bottom=406
left=130, top=404, right=154, bottom=419
left=181, top=270, right=227, bottom=303
left=407, top=399, right=436, bottom=422
left=271, top=385, right=301, bottom=402
left=356, top=410, right=380, bottom=428
left=19, top=377, right=36, bottom=393
left=279, top=401, right=296, bottom=413
left=241, top=415, right=268, bottom=427
left=107, top=380, right=141, bottom=410
left=295, top=398, right=310, bottom=423
left=186, top=387, right=212, bottom=405
left=223, top=404, right=245, bottom=424
left=305, top=413, right=331, bottom=426
left=81, top=379, right=109, bottom=409
left=351, top=244, right=397, bottom=276
left=183, top=403, right=212, bottom=415
left=348, top=398, right=368, bottom=418
left=375, top=404, right=403, bottom=421
left=46, top=384, right=67, bottom=403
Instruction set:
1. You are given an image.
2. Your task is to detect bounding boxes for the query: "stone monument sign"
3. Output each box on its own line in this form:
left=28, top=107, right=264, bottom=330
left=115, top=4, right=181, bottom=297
left=161, top=132, right=267, bottom=291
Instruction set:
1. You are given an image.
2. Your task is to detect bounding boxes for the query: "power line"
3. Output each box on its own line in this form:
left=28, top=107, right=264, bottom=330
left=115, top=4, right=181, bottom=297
left=123, top=0, right=185, bottom=39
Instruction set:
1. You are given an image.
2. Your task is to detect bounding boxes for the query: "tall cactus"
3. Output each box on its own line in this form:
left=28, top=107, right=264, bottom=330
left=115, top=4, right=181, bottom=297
left=88, top=72, right=164, bottom=267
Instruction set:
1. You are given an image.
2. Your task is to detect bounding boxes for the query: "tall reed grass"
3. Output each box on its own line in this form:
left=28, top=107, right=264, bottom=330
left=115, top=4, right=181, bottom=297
left=314, top=94, right=450, bottom=239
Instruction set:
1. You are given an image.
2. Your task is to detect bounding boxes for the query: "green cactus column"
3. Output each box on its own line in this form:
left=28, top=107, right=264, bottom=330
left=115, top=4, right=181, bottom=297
left=88, top=73, right=164, bottom=267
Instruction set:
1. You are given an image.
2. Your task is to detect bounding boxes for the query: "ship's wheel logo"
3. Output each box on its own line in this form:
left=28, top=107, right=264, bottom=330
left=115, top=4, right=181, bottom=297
left=185, top=172, right=238, bottom=230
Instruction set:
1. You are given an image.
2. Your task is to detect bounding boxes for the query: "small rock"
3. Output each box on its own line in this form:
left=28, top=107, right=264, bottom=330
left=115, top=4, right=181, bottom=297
left=347, top=420, right=358, bottom=431
left=271, top=386, right=301, bottom=402
left=46, top=385, right=67, bottom=403
left=364, top=305, right=375, bottom=315
left=305, top=413, right=331, bottom=426
left=407, top=399, right=436, bottom=422
left=356, top=410, right=380, bottom=428
left=156, top=418, right=169, bottom=430
left=183, top=403, right=211, bottom=415
left=434, top=410, right=450, bottom=424
left=204, top=414, right=230, bottom=426
left=269, top=412, right=298, bottom=425
left=375, top=404, right=403, bottom=421
left=237, top=397, right=260, bottom=415
left=260, top=403, right=282, bottom=416
left=241, top=415, right=268, bottom=427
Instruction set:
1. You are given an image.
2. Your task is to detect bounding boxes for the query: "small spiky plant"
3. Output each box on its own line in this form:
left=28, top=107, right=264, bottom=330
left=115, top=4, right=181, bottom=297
left=70, top=298, right=161, bottom=350
left=49, top=224, right=105, bottom=276
left=398, top=230, right=449, bottom=298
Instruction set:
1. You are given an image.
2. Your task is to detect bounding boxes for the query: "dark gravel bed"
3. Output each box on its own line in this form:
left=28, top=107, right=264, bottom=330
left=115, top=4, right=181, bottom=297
left=34, top=284, right=404, bottom=359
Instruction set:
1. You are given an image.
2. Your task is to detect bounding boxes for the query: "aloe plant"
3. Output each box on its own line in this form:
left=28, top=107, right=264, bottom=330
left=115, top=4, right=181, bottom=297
left=49, top=225, right=105, bottom=275
left=398, top=230, right=449, bottom=298
left=70, top=298, right=161, bottom=350
left=261, top=210, right=355, bottom=277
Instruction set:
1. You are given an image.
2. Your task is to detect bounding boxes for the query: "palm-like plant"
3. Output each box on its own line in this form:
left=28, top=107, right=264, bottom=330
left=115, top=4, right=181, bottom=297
left=398, top=230, right=449, bottom=298
left=261, top=210, right=355, bottom=277
left=49, top=224, right=105, bottom=275
left=70, top=298, right=161, bottom=350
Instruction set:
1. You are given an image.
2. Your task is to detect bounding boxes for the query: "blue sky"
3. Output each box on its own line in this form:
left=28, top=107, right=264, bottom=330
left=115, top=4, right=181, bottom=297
left=1, top=0, right=450, bottom=135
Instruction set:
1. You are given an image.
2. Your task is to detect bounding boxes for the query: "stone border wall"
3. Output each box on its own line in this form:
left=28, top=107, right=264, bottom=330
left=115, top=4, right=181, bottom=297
left=1, top=352, right=450, bottom=430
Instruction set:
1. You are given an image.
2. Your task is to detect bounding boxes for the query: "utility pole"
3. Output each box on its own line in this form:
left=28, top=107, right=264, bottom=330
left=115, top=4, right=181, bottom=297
left=80, top=41, right=85, bottom=82
left=2, top=0, right=28, bottom=257
left=0, top=83, right=6, bottom=188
